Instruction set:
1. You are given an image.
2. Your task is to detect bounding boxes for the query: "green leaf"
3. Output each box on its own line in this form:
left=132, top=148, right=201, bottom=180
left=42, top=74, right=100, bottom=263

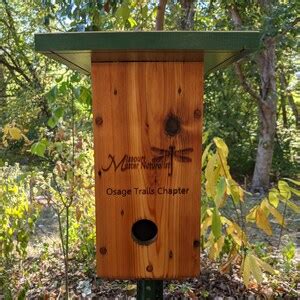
left=53, top=107, right=64, bottom=119
left=78, top=86, right=92, bottom=106
left=31, top=141, right=47, bottom=157
left=46, top=86, right=58, bottom=104
left=141, top=5, right=148, bottom=18
left=212, top=207, right=222, bottom=240
left=47, top=116, right=58, bottom=128
left=116, top=4, right=130, bottom=21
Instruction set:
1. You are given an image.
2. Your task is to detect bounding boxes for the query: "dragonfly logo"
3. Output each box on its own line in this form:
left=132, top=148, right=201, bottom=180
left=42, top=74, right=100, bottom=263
left=151, top=146, right=193, bottom=176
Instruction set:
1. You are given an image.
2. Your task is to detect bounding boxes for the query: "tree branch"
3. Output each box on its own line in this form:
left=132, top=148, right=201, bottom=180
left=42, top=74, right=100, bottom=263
left=234, top=62, right=261, bottom=104
left=228, top=4, right=262, bottom=104
left=276, top=17, right=300, bottom=41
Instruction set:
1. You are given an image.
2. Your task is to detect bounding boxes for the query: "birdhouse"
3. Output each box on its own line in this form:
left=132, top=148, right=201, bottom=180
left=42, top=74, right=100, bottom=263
left=35, top=31, right=260, bottom=279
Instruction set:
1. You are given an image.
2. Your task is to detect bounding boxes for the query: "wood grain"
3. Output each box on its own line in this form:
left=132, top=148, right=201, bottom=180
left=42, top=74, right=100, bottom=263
left=92, top=62, right=203, bottom=279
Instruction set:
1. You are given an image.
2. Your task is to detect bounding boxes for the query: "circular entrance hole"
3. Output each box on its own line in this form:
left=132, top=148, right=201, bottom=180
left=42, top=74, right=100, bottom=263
left=131, top=219, right=158, bottom=245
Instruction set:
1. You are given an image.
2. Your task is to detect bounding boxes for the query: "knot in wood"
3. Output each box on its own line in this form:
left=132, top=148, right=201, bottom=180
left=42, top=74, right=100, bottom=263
left=99, top=247, right=107, bottom=255
left=164, top=114, right=181, bottom=137
left=95, top=116, right=103, bottom=126
left=194, top=109, right=202, bottom=119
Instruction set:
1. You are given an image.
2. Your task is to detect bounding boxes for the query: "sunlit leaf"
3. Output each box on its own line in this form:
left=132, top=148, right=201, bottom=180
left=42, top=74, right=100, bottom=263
left=249, top=254, right=263, bottom=284
left=268, top=188, right=279, bottom=207
left=264, top=200, right=285, bottom=226
left=214, top=137, right=228, bottom=158
left=283, top=178, right=300, bottom=186
left=205, top=153, right=220, bottom=197
left=278, top=180, right=291, bottom=200
left=128, top=17, right=137, bottom=27
left=246, top=206, right=258, bottom=222
left=256, top=207, right=272, bottom=235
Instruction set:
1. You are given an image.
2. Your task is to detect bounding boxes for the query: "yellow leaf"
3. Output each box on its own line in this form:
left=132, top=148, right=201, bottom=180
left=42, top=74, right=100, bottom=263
left=286, top=199, right=300, bottom=213
left=255, top=256, right=278, bottom=275
left=227, top=178, right=244, bottom=203
left=226, top=222, right=246, bottom=246
left=246, top=206, right=258, bottom=222
left=264, top=200, right=285, bottom=226
left=283, top=178, right=300, bottom=186
left=9, top=127, right=22, bottom=140
left=214, top=137, right=228, bottom=158
left=289, top=187, right=300, bottom=196
left=278, top=180, right=291, bottom=200
left=268, top=189, right=279, bottom=207
left=249, top=254, right=263, bottom=284
left=209, top=236, right=225, bottom=260
left=220, top=216, right=232, bottom=226
left=205, top=153, right=220, bottom=198
left=242, top=254, right=251, bottom=287
left=256, top=207, right=272, bottom=235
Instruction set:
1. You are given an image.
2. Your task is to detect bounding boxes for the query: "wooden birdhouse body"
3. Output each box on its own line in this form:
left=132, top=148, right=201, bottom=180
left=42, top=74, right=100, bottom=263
left=35, top=31, right=260, bottom=279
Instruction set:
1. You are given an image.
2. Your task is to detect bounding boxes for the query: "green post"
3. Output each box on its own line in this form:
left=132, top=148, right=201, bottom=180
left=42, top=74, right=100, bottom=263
left=137, top=280, right=163, bottom=300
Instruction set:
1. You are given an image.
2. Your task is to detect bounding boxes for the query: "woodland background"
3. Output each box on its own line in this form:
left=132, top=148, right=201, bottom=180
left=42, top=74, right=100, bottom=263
left=0, top=0, right=299, bottom=299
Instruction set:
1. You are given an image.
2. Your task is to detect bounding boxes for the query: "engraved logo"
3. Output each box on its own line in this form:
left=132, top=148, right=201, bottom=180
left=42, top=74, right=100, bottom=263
left=151, top=146, right=193, bottom=176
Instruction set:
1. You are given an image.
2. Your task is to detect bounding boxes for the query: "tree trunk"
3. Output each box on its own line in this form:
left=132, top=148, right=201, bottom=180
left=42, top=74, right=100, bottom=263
left=251, top=38, right=277, bottom=191
left=229, top=4, right=278, bottom=190
left=180, top=0, right=195, bottom=30
left=155, top=0, right=168, bottom=30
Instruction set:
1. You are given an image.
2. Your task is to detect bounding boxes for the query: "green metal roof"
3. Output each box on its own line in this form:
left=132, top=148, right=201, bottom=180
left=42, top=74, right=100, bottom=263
left=34, top=31, right=261, bottom=75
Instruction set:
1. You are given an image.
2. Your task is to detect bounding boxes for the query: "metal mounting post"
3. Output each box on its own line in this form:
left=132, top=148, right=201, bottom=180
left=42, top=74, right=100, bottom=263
left=137, top=280, right=163, bottom=300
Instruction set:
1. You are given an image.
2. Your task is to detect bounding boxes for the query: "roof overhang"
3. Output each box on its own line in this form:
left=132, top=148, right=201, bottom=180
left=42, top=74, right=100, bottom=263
left=34, top=31, right=261, bottom=76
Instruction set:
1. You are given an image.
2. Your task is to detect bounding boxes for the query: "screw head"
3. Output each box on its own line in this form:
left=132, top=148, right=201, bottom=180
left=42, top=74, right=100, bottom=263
left=146, top=264, right=153, bottom=272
